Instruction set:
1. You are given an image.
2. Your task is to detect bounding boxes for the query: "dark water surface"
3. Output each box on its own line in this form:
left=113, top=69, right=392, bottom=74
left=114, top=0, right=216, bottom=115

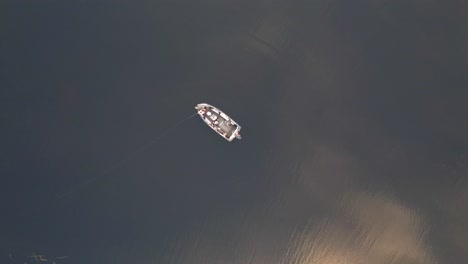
left=2, top=1, right=467, bottom=263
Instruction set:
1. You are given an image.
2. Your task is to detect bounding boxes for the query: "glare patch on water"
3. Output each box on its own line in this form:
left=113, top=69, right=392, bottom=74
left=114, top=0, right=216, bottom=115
left=280, top=192, right=437, bottom=264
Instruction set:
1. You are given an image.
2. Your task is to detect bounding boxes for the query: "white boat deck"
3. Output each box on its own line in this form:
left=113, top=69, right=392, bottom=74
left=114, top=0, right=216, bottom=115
left=195, top=103, right=241, bottom=141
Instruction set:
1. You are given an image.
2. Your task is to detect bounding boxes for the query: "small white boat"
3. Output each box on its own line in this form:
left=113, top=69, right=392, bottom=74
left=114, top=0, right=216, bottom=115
left=195, top=103, right=242, bottom=142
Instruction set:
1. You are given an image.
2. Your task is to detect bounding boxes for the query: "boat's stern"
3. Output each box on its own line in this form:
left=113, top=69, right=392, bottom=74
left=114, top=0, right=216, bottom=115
left=229, top=125, right=241, bottom=141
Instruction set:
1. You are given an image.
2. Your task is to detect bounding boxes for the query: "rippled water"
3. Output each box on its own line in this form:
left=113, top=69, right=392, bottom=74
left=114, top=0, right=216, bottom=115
left=2, top=1, right=467, bottom=263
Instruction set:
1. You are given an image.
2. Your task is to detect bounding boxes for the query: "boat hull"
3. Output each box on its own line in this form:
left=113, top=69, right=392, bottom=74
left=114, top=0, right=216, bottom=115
left=195, top=103, right=241, bottom=142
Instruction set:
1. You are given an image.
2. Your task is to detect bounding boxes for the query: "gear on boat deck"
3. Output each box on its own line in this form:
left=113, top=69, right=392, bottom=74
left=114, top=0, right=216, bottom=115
left=199, top=107, right=237, bottom=138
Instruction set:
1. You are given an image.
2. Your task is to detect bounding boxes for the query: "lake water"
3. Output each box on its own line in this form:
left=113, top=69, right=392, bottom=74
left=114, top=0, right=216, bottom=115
left=2, top=1, right=467, bottom=263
